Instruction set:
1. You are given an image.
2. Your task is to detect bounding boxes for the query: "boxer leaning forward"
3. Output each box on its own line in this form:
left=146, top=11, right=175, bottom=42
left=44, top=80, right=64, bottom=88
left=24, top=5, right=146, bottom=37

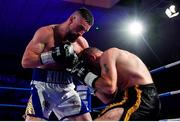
left=21, top=7, right=94, bottom=121
left=70, top=47, right=161, bottom=121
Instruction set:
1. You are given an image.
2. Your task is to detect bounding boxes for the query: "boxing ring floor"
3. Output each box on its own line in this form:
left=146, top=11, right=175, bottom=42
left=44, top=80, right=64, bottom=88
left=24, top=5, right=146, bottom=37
left=0, top=60, right=180, bottom=120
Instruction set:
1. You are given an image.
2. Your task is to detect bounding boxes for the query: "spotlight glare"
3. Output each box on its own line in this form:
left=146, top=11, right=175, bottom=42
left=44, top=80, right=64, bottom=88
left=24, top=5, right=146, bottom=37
left=128, top=21, right=143, bottom=36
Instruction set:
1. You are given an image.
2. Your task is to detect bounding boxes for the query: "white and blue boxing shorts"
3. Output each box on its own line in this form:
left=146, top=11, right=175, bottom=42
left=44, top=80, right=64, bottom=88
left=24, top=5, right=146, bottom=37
left=25, top=68, right=90, bottom=120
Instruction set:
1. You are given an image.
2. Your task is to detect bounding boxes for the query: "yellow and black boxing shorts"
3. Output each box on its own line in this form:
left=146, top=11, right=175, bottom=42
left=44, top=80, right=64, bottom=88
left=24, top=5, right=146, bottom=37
left=98, top=83, right=161, bottom=121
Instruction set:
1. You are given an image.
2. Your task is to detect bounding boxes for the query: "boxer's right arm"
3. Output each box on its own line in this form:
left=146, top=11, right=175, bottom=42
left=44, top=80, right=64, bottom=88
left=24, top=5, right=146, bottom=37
left=40, top=42, right=78, bottom=67
left=21, top=27, right=49, bottom=68
left=22, top=27, right=78, bottom=68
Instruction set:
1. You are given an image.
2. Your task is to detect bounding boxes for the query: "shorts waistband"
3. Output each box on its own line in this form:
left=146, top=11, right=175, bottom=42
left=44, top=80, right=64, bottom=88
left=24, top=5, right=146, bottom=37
left=137, top=83, right=156, bottom=89
left=32, top=68, right=73, bottom=84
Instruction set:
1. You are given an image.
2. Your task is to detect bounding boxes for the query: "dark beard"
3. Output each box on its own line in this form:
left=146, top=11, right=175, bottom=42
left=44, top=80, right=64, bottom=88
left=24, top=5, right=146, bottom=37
left=65, top=31, right=80, bottom=43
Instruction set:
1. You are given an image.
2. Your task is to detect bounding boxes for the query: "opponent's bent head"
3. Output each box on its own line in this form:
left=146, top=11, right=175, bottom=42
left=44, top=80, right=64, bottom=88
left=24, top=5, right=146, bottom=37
left=79, top=47, right=102, bottom=75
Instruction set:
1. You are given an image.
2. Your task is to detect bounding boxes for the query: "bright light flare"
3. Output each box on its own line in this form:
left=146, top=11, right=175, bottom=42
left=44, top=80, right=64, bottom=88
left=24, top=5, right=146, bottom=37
left=128, top=21, right=143, bottom=36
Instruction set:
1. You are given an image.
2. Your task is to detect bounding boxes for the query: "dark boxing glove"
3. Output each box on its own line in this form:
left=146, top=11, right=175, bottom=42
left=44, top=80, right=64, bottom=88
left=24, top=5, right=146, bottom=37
left=70, top=60, right=99, bottom=88
left=40, top=42, right=78, bottom=67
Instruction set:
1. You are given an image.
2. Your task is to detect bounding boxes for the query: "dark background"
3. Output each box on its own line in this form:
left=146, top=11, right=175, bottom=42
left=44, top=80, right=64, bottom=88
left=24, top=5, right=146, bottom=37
left=0, top=0, right=180, bottom=120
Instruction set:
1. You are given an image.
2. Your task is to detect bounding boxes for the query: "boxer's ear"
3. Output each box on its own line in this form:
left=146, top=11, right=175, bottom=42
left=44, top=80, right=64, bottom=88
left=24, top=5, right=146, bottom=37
left=89, top=54, right=96, bottom=62
left=69, top=15, right=76, bottom=24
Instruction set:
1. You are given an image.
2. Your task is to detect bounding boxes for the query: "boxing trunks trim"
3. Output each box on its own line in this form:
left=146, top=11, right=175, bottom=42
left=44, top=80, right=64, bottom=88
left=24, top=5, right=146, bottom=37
left=98, top=83, right=161, bottom=121
left=32, top=68, right=73, bottom=84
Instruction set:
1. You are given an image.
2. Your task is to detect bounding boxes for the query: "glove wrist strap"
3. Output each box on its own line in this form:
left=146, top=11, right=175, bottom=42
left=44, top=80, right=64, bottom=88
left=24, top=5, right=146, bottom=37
left=84, top=72, right=98, bottom=88
left=40, top=51, right=55, bottom=64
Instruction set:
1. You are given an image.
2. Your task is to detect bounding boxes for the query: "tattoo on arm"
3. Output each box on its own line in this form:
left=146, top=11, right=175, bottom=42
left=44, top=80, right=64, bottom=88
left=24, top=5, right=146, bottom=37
left=103, top=64, right=109, bottom=73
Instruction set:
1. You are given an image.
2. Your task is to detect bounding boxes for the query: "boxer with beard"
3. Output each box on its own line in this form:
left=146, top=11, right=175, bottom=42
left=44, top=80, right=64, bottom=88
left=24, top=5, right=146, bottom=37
left=21, top=7, right=94, bottom=121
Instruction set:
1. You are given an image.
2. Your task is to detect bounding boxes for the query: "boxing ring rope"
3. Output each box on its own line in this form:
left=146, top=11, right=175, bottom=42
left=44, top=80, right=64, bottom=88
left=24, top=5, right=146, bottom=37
left=158, top=89, right=180, bottom=97
left=0, top=104, right=26, bottom=108
left=0, top=86, right=30, bottom=108
left=0, top=86, right=31, bottom=91
left=0, top=60, right=180, bottom=110
left=150, top=60, right=180, bottom=74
